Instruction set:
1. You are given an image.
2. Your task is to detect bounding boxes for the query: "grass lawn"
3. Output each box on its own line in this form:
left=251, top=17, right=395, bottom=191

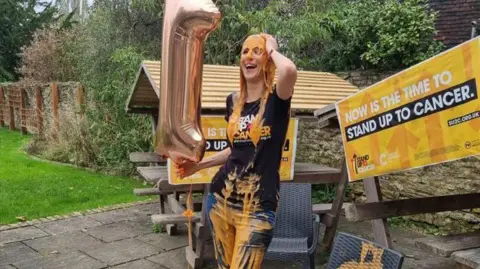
left=0, top=128, right=150, bottom=224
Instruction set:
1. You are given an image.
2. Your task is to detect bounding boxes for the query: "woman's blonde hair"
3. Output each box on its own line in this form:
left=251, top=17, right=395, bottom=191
left=227, top=34, right=276, bottom=147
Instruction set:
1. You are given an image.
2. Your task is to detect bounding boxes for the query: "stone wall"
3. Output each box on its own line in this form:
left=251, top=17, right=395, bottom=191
left=301, top=69, right=480, bottom=234
left=296, top=118, right=344, bottom=168
left=335, top=70, right=399, bottom=89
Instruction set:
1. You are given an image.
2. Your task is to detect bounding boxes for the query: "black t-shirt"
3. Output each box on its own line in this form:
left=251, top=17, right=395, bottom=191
left=210, top=87, right=292, bottom=212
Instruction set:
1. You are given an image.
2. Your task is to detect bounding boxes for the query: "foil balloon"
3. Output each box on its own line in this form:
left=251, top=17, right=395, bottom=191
left=155, top=0, right=222, bottom=164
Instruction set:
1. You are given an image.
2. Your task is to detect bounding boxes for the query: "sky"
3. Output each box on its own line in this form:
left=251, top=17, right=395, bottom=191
left=48, top=0, right=95, bottom=6
left=36, top=0, right=95, bottom=12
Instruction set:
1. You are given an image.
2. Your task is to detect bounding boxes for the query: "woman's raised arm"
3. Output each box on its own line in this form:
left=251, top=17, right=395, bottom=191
left=263, top=34, right=297, bottom=100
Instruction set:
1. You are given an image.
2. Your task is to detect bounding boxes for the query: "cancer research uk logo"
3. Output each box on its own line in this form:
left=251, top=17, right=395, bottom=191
left=351, top=154, right=376, bottom=174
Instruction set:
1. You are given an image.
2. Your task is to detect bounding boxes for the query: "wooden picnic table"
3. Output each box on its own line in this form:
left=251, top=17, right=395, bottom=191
left=130, top=153, right=349, bottom=269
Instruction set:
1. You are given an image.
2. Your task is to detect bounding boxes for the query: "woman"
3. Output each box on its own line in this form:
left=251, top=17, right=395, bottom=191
left=177, top=33, right=297, bottom=269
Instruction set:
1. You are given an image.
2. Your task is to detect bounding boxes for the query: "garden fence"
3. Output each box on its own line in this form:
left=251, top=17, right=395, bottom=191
left=0, top=82, right=84, bottom=136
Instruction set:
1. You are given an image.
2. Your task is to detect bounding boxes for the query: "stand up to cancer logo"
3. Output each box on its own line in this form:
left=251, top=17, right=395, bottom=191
left=351, top=154, right=376, bottom=175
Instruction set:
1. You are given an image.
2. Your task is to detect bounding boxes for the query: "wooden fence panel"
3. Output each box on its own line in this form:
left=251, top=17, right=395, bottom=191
left=35, top=87, right=43, bottom=135
left=20, top=89, right=27, bottom=134
left=52, top=82, right=59, bottom=136
left=76, top=84, right=85, bottom=115
left=21, top=108, right=38, bottom=134
left=0, top=87, right=4, bottom=127
left=0, top=83, right=83, bottom=135
left=8, top=99, right=15, bottom=130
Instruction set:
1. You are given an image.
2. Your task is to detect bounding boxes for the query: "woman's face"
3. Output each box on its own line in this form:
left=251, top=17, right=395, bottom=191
left=240, top=35, right=267, bottom=82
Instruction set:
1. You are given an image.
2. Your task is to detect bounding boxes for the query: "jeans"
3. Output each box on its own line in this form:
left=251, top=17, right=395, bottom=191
left=206, top=192, right=276, bottom=269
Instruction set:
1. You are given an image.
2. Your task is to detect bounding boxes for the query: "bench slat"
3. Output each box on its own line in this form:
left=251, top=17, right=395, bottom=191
left=294, top=163, right=339, bottom=174
left=312, top=203, right=350, bottom=214
left=158, top=181, right=205, bottom=192
left=134, top=188, right=162, bottom=196
left=346, top=193, right=480, bottom=223
left=152, top=214, right=200, bottom=225
left=137, top=166, right=168, bottom=183
left=130, top=152, right=166, bottom=163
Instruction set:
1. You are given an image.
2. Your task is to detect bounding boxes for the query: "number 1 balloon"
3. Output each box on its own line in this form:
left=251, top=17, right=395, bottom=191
left=155, top=0, right=222, bottom=164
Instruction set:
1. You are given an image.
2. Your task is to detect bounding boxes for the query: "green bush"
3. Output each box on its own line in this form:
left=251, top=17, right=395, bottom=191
left=318, top=0, right=444, bottom=71
left=85, top=46, right=153, bottom=172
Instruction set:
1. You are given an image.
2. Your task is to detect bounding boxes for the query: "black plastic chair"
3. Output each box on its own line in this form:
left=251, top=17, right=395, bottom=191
left=327, top=232, right=404, bottom=269
left=265, top=183, right=321, bottom=269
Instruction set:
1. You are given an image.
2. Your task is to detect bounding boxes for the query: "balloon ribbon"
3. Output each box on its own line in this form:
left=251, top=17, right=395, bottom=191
left=182, top=183, right=194, bottom=261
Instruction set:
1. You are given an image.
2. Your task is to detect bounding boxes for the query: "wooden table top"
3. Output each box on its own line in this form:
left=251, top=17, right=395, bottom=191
left=137, top=162, right=343, bottom=186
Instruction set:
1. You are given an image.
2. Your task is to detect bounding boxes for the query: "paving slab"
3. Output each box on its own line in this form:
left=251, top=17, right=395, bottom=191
left=0, top=242, right=40, bottom=266
left=88, top=208, right=140, bottom=225
left=85, top=220, right=152, bottom=242
left=83, top=237, right=162, bottom=266
left=129, top=202, right=161, bottom=215
left=88, top=203, right=157, bottom=225
left=0, top=265, right=16, bottom=269
left=111, top=259, right=168, bottom=269
left=0, top=226, right=49, bottom=245
left=35, top=216, right=102, bottom=235
left=451, top=248, right=480, bottom=268
left=147, top=247, right=188, bottom=269
left=12, top=250, right=106, bottom=269
left=414, top=231, right=480, bottom=257
left=23, top=231, right=104, bottom=255
left=409, top=257, right=460, bottom=269
left=136, top=232, right=188, bottom=251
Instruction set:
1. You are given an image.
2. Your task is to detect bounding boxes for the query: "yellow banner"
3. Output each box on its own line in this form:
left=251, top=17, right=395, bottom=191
left=336, top=37, right=480, bottom=181
left=168, top=116, right=299, bottom=185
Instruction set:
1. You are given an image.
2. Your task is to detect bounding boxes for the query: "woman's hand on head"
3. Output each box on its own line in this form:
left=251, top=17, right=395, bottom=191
left=262, top=33, right=278, bottom=57
left=261, top=33, right=297, bottom=100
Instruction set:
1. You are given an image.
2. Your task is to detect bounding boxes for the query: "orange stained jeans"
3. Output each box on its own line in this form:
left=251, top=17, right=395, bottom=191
left=206, top=192, right=276, bottom=269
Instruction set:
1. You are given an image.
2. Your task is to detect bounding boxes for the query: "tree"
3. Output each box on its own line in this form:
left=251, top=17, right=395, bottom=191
left=0, top=0, right=57, bottom=82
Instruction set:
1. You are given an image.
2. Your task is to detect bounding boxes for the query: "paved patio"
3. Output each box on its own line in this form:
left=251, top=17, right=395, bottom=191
left=0, top=201, right=457, bottom=269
